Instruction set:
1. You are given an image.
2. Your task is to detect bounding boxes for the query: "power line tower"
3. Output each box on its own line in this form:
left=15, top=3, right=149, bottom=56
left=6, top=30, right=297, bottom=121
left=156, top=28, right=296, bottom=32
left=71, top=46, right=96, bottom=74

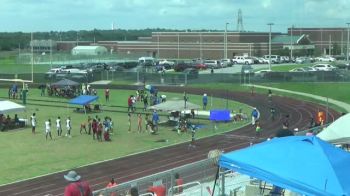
left=237, top=9, right=244, bottom=32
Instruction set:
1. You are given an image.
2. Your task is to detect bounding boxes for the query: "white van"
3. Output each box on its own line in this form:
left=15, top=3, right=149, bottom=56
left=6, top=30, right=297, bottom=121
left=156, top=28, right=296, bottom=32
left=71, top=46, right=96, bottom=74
left=138, top=57, right=155, bottom=66
left=232, top=56, right=254, bottom=65
left=263, top=55, right=281, bottom=64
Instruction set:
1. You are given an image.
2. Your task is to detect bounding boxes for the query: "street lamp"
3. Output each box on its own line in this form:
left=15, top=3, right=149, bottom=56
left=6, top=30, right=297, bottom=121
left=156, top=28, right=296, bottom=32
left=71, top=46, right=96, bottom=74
left=290, top=25, right=294, bottom=61
left=347, top=23, right=350, bottom=63
left=224, top=22, right=229, bottom=59
left=267, top=23, right=274, bottom=70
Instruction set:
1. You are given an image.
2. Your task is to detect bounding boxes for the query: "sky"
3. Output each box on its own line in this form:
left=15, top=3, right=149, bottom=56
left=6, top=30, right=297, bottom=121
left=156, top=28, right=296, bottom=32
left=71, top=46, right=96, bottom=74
left=0, top=0, right=350, bottom=33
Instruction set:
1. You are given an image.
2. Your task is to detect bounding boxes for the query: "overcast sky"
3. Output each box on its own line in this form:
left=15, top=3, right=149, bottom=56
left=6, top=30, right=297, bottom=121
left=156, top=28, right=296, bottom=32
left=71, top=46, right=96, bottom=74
left=1, top=0, right=349, bottom=32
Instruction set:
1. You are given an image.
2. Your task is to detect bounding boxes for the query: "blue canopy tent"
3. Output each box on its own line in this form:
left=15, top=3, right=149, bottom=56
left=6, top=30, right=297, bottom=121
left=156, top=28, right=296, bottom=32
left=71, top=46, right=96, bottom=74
left=218, top=136, right=350, bottom=196
left=68, top=95, right=99, bottom=114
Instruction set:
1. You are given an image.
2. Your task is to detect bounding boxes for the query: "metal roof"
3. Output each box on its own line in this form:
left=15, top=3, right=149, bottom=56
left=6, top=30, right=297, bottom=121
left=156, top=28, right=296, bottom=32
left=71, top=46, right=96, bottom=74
left=272, top=35, right=306, bottom=44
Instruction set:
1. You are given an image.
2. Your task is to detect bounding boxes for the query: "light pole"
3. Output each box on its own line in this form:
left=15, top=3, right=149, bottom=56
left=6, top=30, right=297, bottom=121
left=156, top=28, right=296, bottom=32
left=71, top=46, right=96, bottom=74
left=267, top=23, right=274, bottom=70
left=224, top=22, right=229, bottom=59
left=290, top=25, right=294, bottom=61
left=347, top=23, right=350, bottom=63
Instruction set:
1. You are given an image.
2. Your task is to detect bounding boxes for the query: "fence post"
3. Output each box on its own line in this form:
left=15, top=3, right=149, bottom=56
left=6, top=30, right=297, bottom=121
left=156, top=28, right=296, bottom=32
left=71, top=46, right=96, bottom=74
left=221, top=169, right=225, bottom=196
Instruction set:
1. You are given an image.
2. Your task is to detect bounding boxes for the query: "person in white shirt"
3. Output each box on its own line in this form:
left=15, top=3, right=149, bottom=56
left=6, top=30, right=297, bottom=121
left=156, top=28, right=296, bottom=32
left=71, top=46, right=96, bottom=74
left=45, top=119, right=52, bottom=140
left=66, top=117, right=71, bottom=137
left=30, top=113, right=36, bottom=134
left=56, top=116, right=62, bottom=136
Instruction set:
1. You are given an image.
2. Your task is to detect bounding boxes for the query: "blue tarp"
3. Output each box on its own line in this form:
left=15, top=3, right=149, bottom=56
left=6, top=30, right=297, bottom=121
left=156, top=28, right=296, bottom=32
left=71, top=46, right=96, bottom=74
left=219, top=136, right=350, bottom=196
left=69, top=95, right=99, bottom=105
left=210, top=109, right=231, bottom=121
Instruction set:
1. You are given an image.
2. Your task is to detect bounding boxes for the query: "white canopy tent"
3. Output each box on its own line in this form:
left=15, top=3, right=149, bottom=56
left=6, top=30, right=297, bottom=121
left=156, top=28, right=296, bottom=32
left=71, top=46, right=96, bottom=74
left=0, top=100, right=26, bottom=114
left=317, top=113, right=350, bottom=144
left=148, top=100, right=201, bottom=112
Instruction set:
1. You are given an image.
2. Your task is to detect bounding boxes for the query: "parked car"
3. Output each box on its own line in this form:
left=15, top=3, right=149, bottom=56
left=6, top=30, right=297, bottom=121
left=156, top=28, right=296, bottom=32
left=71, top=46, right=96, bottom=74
left=290, top=67, right=317, bottom=72
left=232, top=56, right=254, bottom=64
left=312, top=64, right=337, bottom=71
left=193, top=63, right=207, bottom=70
left=263, top=55, right=281, bottom=64
left=220, top=59, right=233, bottom=67
left=159, top=59, right=175, bottom=66
left=204, top=60, right=220, bottom=69
left=316, top=56, right=336, bottom=62
left=295, top=57, right=313, bottom=64
left=174, top=61, right=192, bottom=72
left=258, top=58, right=269, bottom=64
left=255, top=69, right=272, bottom=77
left=138, top=57, right=156, bottom=66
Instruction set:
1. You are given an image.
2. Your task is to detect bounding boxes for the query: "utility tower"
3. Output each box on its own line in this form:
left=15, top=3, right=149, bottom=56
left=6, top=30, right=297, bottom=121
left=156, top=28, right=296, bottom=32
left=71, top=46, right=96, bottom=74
left=237, top=9, right=244, bottom=32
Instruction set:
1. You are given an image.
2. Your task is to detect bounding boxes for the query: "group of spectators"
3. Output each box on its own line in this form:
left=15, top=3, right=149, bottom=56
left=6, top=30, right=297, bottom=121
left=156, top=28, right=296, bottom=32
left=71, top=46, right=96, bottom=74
left=63, top=170, right=184, bottom=196
left=0, top=113, right=23, bottom=131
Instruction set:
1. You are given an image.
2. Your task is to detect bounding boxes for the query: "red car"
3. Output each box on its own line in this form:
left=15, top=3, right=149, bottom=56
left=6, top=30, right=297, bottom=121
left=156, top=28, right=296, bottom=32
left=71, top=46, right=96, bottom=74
left=194, top=63, right=207, bottom=70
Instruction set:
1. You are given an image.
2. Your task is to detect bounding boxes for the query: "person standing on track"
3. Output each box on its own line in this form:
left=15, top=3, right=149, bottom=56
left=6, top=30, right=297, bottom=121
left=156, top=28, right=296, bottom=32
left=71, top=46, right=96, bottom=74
left=255, top=121, right=262, bottom=138
left=30, top=113, right=36, bottom=134
left=45, top=119, right=52, bottom=140
left=64, top=170, right=92, bottom=196
left=268, top=89, right=272, bottom=102
left=56, top=116, right=62, bottom=136
left=251, top=108, right=259, bottom=125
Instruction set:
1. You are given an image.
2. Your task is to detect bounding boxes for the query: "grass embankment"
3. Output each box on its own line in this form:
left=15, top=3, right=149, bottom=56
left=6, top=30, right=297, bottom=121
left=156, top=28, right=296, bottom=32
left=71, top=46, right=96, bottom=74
left=0, top=55, right=50, bottom=74
left=190, top=82, right=349, bottom=113
left=0, top=88, right=251, bottom=185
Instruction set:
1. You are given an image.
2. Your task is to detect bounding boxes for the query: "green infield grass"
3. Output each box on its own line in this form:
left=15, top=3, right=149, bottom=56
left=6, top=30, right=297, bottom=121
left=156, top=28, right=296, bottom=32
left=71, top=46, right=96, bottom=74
left=0, top=88, right=251, bottom=185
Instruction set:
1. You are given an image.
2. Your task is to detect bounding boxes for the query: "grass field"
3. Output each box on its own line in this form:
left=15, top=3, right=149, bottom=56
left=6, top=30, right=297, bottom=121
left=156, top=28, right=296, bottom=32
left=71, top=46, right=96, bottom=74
left=264, top=82, right=350, bottom=104
left=0, top=55, right=50, bottom=74
left=0, top=88, right=251, bottom=185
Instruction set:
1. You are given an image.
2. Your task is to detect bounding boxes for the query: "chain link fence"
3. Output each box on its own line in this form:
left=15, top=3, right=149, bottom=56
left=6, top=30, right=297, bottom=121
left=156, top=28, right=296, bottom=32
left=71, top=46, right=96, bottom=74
left=0, top=70, right=350, bottom=86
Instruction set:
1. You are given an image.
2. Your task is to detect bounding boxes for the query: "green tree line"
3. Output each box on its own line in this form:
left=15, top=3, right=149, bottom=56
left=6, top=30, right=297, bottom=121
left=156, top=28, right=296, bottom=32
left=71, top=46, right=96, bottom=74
left=0, top=28, right=216, bottom=51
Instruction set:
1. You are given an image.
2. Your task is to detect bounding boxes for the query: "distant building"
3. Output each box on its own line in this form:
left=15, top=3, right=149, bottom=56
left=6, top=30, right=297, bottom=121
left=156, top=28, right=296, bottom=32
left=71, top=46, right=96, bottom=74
left=71, top=46, right=108, bottom=55
left=30, top=39, right=57, bottom=53
left=288, top=27, right=347, bottom=55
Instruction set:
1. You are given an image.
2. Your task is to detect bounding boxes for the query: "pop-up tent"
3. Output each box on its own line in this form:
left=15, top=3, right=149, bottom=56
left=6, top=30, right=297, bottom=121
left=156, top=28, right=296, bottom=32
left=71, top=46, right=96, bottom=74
left=68, top=95, right=99, bottom=114
left=317, top=113, right=350, bottom=144
left=0, top=100, right=25, bottom=114
left=148, top=100, right=200, bottom=112
left=52, top=79, right=79, bottom=87
left=218, top=136, right=350, bottom=196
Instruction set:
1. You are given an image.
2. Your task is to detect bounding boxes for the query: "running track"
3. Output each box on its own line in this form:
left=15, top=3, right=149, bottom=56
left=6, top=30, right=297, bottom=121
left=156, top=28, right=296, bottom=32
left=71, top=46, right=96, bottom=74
left=0, top=86, right=340, bottom=195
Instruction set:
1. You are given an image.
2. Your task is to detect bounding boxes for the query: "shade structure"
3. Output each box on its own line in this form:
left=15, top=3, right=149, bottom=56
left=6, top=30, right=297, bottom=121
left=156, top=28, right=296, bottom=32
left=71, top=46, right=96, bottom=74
left=219, top=136, right=350, bottom=196
left=0, top=100, right=25, bottom=114
left=68, top=95, right=99, bottom=106
left=317, top=113, right=350, bottom=144
left=51, top=79, right=79, bottom=87
left=147, top=100, right=200, bottom=112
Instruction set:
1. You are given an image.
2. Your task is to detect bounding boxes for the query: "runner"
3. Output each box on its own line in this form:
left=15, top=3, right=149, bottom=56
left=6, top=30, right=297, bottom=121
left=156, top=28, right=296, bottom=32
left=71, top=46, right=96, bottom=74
left=30, top=113, right=36, bottom=134
left=66, top=117, right=72, bottom=138
left=45, top=119, right=52, bottom=140
left=56, top=116, right=62, bottom=136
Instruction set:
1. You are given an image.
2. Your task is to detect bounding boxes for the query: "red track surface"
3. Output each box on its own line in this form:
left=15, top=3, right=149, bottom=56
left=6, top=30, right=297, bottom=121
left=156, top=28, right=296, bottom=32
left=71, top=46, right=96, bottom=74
left=0, top=87, right=340, bottom=196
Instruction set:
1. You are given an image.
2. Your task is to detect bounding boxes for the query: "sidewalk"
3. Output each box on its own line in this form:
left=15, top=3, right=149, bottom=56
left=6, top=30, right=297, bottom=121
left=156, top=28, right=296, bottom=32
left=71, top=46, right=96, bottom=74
left=245, top=84, right=350, bottom=112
